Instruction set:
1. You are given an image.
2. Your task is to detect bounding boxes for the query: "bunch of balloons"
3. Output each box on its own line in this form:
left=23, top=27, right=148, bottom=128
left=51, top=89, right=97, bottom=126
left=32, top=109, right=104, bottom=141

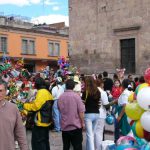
left=125, top=68, right=150, bottom=142
left=115, top=136, right=139, bottom=150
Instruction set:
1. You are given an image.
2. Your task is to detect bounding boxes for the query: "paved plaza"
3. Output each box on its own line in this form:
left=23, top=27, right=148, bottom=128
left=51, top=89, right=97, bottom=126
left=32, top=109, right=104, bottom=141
left=25, top=123, right=114, bottom=150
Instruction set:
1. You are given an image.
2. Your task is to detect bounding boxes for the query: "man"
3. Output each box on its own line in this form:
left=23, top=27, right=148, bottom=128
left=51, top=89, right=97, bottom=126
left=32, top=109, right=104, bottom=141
left=103, top=71, right=113, bottom=92
left=58, top=79, right=85, bottom=150
left=0, top=80, right=28, bottom=150
left=24, top=77, right=53, bottom=150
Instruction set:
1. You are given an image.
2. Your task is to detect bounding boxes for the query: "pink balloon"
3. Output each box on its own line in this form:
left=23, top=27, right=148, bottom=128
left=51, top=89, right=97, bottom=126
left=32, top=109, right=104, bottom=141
left=144, top=68, right=150, bottom=84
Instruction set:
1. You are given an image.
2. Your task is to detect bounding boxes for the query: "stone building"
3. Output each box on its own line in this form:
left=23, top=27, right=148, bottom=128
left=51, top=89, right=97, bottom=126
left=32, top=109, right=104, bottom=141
left=69, top=0, right=150, bottom=74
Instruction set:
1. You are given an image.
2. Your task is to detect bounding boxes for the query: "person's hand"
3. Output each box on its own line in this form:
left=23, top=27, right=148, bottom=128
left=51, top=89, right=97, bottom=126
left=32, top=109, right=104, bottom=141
left=81, top=122, right=85, bottom=130
left=117, top=116, right=121, bottom=122
left=113, top=100, right=118, bottom=104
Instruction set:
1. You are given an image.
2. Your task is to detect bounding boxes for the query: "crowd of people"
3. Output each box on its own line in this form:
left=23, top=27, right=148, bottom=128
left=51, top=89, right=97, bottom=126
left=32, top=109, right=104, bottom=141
left=0, top=55, right=147, bottom=150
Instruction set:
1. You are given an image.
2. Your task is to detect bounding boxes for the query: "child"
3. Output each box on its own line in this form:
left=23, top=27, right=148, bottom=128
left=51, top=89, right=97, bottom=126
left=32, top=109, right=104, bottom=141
left=111, top=80, right=122, bottom=100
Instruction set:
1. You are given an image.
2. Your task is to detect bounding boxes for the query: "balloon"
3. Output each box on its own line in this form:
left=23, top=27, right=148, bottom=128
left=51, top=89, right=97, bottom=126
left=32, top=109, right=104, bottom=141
left=128, top=92, right=136, bottom=103
left=105, top=114, right=114, bottom=125
left=131, top=120, right=144, bottom=138
left=117, top=136, right=136, bottom=146
left=125, top=102, right=144, bottom=120
left=135, top=83, right=149, bottom=96
left=144, top=130, right=150, bottom=141
left=127, top=117, right=134, bottom=126
left=144, top=68, right=150, bottom=84
left=141, top=111, right=150, bottom=132
left=135, top=136, right=147, bottom=146
left=137, top=87, right=150, bottom=110
left=116, top=145, right=139, bottom=150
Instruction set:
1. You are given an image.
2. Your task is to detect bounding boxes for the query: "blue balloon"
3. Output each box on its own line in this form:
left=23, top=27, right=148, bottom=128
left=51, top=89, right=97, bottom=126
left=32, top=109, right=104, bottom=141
left=116, top=145, right=139, bottom=150
left=105, top=114, right=114, bottom=125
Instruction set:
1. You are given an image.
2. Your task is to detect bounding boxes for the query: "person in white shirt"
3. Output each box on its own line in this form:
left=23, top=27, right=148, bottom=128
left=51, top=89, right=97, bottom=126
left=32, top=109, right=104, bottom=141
left=52, top=77, right=64, bottom=132
left=95, top=79, right=116, bottom=150
left=73, top=75, right=82, bottom=96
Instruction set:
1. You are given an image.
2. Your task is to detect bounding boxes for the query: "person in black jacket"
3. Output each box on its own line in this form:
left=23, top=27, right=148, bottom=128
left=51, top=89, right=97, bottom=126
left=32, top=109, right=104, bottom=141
left=103, top=71, right=113, bottom=92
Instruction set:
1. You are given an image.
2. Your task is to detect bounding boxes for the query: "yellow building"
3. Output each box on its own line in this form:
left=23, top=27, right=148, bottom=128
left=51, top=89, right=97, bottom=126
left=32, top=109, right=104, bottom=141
left=0, top=17, right=69, bottom=72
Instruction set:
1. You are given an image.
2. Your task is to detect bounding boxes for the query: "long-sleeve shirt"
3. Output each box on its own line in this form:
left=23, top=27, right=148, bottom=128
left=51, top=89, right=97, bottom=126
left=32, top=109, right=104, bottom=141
left=58, top=90, right=85, bottom=131
left=0, top=101, right=28, bottom=150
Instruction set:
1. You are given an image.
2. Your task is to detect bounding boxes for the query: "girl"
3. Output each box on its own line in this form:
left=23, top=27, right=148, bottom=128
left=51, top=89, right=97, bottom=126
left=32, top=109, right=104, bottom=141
left=82, top=76, right=100, bottom=150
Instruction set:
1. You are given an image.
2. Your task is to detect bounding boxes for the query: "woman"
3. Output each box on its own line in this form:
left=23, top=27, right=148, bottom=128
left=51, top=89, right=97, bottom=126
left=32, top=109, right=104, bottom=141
left=115, top=79, right=132, bottom=142
left=82, top=76, right=100, bottom=150
left=95, top=79, right=117, bottom=150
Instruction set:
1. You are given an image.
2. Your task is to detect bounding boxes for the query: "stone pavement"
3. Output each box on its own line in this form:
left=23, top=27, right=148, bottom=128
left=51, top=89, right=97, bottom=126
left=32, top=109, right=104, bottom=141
left=26, top=130, right=86, bottom=150
left=25, top=123, right=114, bottom=150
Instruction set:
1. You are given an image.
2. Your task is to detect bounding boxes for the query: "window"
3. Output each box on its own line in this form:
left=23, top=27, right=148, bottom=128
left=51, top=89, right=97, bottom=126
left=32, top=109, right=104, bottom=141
left=120, top=38, right=135, bottom=73
left=0, top=36, right=7, bottom=53
left=22, top=39, right=35, bottom=54
left=48, top=41, right=60, bottom=56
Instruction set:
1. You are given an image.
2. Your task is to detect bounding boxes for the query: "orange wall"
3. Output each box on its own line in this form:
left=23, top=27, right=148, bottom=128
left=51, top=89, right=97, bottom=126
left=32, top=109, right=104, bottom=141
left=0, top=28, right=68, bottom=60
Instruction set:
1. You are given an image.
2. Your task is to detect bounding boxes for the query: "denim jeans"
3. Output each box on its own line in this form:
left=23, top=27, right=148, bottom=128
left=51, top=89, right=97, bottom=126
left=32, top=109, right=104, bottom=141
left=95, top=118, right=105, bottom=150
left=84, top=113, right=100, bottom=150
left=52, top=99, right=61, bottom=131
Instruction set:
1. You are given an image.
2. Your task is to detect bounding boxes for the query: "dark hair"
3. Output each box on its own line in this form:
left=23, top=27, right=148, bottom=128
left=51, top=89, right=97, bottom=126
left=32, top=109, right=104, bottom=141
left=122, top=79, right=130, bottom=89
left=96, top=79, right=104, bottom=87
left=35, top=77, right=46, bottom=90
left=113, top=74, right=118, bottom=80
left=66, top=79, right=75, bottom=90
left=114, top=79, right=121, bottom=86
left=103, top=71, right=108, bottom=77
left=134, top=77, right=139, bottom=82
left=98, top=74, right=102, bottom=80
left=139, top=76, right=145, bottom=83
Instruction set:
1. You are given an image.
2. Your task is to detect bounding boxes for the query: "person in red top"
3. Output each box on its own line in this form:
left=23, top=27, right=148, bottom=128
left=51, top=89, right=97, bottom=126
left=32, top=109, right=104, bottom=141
left=111, top=79, right=122, bottom=100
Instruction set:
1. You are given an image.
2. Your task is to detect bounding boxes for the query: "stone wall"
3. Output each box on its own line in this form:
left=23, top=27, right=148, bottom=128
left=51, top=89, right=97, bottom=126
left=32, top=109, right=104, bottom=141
left=69, top=0, right=150, bottom=74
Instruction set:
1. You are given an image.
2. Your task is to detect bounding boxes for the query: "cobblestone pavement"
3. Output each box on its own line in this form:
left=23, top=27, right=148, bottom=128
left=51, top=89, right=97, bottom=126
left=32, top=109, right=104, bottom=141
left=24, top=124, right=114, bottom=150
left=26, top=130, right=86, bottom=150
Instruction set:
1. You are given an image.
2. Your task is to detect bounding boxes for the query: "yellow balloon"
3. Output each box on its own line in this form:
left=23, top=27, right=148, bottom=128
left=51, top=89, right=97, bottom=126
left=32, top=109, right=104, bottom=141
left=136, top=120, right=144, bottom=138
left=125, top=102, right=145, bottom=120
left=128, top=92, right=135, bottom=103
left=135, top=83, right=149, bottom=95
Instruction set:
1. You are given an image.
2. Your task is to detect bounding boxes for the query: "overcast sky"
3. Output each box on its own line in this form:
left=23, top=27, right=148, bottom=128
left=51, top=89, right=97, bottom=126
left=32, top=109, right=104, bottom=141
left=0, top=0, right=69, bottom=26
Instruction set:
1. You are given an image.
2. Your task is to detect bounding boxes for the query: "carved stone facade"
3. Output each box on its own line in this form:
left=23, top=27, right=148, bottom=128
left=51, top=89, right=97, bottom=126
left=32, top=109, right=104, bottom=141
left=69, top=0, right=150, bottom=74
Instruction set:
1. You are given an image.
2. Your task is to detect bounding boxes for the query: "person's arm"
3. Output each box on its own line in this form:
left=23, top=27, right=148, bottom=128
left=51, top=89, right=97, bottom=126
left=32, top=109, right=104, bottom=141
left=101, top=90, right=116, bottom=109
left=77, top=96, right=85, bottom=128
left=14, top=109, right=28, bottom=150
left=24, top=90, right=53, bottom=111
left=79, top=112, right=85, bottom=129
left=117, top=105, right=126, bottom=122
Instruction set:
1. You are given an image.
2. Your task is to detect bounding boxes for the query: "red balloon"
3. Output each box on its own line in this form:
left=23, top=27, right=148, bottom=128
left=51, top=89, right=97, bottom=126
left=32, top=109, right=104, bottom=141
left=144, top=68, right=150, bottom=84
left=144, top=130, right=150, bottom=141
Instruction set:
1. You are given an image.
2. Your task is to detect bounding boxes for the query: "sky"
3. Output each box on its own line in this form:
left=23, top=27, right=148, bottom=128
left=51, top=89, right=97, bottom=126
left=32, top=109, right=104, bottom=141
left=0, top=0, right=69, bottom=26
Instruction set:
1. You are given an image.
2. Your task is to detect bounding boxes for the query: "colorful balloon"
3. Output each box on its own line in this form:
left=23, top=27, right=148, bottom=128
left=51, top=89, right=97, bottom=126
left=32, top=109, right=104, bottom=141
left=117, top=136, right=136, bottom=146
left=125, top=102, right=144, bottom=120
left=127, top=117, right=134, bottom=126
left=144, top=130, right=150, bottom=141
left=128, top=92, right=136, bottom=103
left=141, top=111, right=150, bottom=132
left=135, top=83, right=149, bottom=96
left=144, top=68, right=150, bottom=84
left=131, top=120, right=144, bottom=138
left=105, top=114, right=114, bottom=125
left=137, top=87, right=150, bottom=110
left=116, top=145, right=139, bottom=150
